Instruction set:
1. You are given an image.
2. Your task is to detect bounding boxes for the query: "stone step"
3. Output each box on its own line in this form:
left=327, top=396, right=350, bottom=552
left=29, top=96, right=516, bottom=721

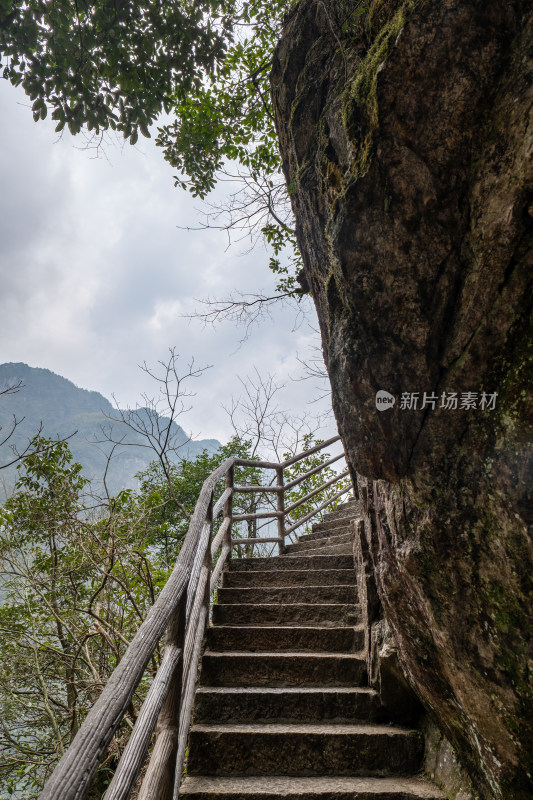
left=206, top=625, right=365, bottom=653
left=199, top=652, right=367, bottom=687
left=286, top=532, right=353, bottom=555
left=187, top=723, right=423, bottom=777
left=212, top=603, right=361, bottom=627
left=180, top=776, right=446, bottom=799
left=319, top=500, right=359, bottom=522
left=287, top=542, right=353, bottom=557
left=193, top=686, right=383, bottom=725
left=217, top=585, right=357, bottom=605
left=226, top=554, right=354, bottom=572
left=222, top=568, right=357, bottom=588
left=179, top=776, right=444, bottom=799
left=311, top=516, right=355, bottom=535
left=298, top=525, right=352, bottom=543
left=325, top=500, right=356, bottom=512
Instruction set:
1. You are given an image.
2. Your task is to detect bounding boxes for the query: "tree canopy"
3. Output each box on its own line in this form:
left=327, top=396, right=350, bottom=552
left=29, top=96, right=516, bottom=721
left=0, top=0, right=233, bottom=139
left=0, top=0, right=302, bottom=291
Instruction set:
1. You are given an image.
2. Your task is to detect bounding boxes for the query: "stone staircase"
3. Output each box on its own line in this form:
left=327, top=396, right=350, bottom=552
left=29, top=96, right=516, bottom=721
left=180, top=501, right=444, bottom=800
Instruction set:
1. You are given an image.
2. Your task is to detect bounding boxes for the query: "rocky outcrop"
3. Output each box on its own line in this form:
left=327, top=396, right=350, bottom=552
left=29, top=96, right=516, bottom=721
left=271, top=1, right=533, bottom=798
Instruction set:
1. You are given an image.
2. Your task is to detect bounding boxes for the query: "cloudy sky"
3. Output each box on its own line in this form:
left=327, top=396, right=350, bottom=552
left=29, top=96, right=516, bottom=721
left=0, top=79, right=334, bottom=446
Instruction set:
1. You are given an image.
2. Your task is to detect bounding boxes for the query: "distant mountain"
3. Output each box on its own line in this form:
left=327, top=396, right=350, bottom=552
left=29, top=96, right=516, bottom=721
left=0, top=363, right=220, bottom=499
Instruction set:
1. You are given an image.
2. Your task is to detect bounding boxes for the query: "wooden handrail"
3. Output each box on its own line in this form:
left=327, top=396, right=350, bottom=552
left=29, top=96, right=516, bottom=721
left=284, top=469, right=350, bottom=515
left=283, top=451, right=345, bottom=491
left=232, top=510, right=283, bottom=521
left=213, top=487, right=232, bottom=519
left=38, top=437, right=352, bottom=800
left=233, top=484, right=283, bottom=493
left=281, top=434, right=341, bottom=467
left=285, top=484, right=353, bottom=535
left=233, top=456, right=280, bottom=469
left=38, top=458, right=234, bottom=800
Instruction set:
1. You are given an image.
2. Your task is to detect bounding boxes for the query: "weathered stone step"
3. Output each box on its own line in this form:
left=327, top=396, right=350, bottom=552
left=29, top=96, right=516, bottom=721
left=180, top=775, right=446, bottom=799
left=187, top=723, right=423, bottom=777
left=311, top=516, right=353, bottom=532
left=286, top=532, right=353, bottom=555
left=193, top=686, right=383, bottom=724
left=313, top=505, right=356, bottom=521
left=212, top=603, right=361, bottom=627
left=206, top=625, right=364, bottom=653
left=317, top=500, right=356, bottom=516
left=199, top=652, right=367, bottom=687
left=226, top=554, right=354, bottom=572
left=222, top=568, right=357, bottom=588
left=287, top=542, right=353, bottom=557
left=318, top=500, right=358, bottom=522
left=298, top=525, right=351, bottom=543
left=217, top=585, right=357, bottom=605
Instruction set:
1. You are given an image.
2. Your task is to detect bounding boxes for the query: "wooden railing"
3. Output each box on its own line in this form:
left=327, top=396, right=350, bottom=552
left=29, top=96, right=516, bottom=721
left=39, top=435, right=351, bottom=800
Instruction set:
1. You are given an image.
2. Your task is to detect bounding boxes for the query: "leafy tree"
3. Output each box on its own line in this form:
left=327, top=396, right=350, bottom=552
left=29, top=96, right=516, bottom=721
left=157, top=0, right=302, bottom=293
left=0, top=0, right=233, bottom=141
left=0, top=0, right=304, bottom=293
left=0, top=401, right=346, bottom=796
left=0, top=439, right=169, bottom=797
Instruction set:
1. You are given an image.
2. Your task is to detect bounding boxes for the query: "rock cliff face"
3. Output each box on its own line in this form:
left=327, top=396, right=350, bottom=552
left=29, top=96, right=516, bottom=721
left=271, top=2, right=533, bottom=798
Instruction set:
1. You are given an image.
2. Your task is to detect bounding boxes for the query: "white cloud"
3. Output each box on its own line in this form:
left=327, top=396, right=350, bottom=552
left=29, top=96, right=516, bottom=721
left=0, top=80, right=336, bottom=447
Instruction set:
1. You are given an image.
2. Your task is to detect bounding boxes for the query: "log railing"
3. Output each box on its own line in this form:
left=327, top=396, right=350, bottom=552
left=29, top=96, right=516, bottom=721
left=39, top=435, right=351, bottom=800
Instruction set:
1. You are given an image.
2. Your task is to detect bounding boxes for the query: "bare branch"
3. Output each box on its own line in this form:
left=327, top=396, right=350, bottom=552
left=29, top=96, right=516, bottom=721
left=184, top=291, right=309, bottom=344
left=224, top=368, right=329, bottom=463
left=95, top=348, right=211, bottom=515
left=0, top=379, right=23, bottom=397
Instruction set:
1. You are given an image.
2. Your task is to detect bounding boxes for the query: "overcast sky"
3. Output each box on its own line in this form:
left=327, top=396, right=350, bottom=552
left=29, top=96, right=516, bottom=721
left=0, top=79, right=334, bottom=446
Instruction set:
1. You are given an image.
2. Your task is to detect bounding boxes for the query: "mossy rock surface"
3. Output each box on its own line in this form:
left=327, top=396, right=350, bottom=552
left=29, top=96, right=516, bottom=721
left=272, top=1, right=533, bottom=798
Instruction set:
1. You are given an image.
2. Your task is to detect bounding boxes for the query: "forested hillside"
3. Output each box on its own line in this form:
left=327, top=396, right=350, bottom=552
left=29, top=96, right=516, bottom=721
left=0, top=363, right=219, bottom=498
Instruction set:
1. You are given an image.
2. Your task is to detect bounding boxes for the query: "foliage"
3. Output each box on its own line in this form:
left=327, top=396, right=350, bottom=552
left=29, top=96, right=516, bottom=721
left=138, top=434, right=268, bottom=559
left=0, top=0, right=303, bottom=292
left=0, top=432, right=268, bottom=796
left=156, top=0, right=301, bottom=291
left=158, top=0, right=302, bottom=292
left=0, top=437, right=182, bottom=796
left=0, top=419, right=348, bottom=795
left=0, top=0, right=232, bottom=141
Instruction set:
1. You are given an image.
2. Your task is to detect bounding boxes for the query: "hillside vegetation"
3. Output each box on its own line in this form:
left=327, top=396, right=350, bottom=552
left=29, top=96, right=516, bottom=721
left=0, top=363, right=219, bottom=498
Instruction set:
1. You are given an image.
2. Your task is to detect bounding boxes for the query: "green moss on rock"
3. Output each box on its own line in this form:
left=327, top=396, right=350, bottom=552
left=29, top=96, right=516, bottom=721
left=341, top=0, right=418, bottom=178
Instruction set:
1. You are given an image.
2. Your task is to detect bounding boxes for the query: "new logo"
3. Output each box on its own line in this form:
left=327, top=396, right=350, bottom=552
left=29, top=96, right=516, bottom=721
left=375, top=390, right=395, bottom=411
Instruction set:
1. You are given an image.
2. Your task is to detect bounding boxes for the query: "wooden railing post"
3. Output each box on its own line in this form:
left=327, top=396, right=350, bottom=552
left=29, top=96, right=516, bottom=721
left=136, top=589, right=187, bottom=800
left=173, top=495, right=214, bottom=799
left=276, top=466, right=285, bottom=556
left=203, top=496, right=213, bottom=615
left=224, top=466, right=234, bottom=559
